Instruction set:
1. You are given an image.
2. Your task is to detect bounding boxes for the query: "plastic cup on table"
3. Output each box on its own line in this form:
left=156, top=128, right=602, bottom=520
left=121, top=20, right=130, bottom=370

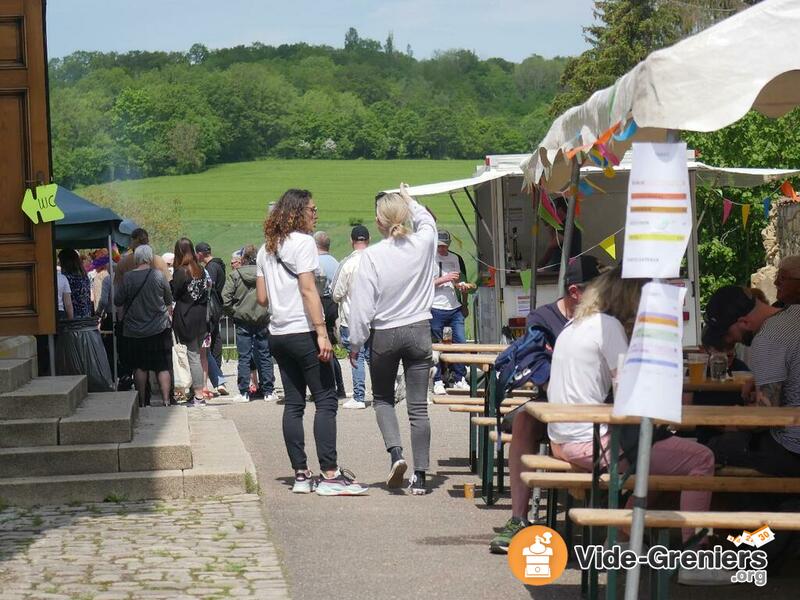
left=686, top=353, right=708, bottom=384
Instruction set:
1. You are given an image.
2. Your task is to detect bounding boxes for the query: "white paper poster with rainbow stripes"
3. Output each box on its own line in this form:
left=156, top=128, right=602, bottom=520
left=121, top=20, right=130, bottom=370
left=622, top=142, right=692, bottom=279
left=613, top=282, right=687, bottom=422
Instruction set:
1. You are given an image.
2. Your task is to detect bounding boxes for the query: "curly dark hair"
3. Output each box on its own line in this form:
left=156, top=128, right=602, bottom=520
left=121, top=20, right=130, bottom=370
left=263, top=189, right=312, bottom=254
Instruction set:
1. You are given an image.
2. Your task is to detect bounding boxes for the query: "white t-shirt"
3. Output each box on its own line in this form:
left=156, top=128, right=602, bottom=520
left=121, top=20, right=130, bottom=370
left=57, top=272, right=71, bottom=311
left=432, top=251, right=464, bottom=310
left=256, top=233, right=322, bottom=335
left=547, top=313, right=629, bottom=444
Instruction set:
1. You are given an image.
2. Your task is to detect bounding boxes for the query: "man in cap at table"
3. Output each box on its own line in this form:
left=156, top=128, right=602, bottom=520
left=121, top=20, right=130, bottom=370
left=702, top=285, right=800, bottom=476
left=431, top=230, right=470, bottom=395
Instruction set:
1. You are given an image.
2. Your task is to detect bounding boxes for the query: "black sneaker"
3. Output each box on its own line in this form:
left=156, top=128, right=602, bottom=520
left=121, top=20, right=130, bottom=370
left=408, top=471, right=427, bottom=495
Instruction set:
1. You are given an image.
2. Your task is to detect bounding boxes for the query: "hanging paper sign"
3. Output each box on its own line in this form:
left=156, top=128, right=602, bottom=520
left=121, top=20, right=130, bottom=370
left=613, top=119, right=638, bottom=142
left=622, top=143, right=692, bottom=279
left=613, top=282, right=687, bottom=422
left=781, top=181, right=798, bottom=201
left=722, top=198, right=733, bottom=225
left=599, top=234, right=617, bottom=260
left=763, top=198, right=772, bottom=219
left=21, top=184, right=65, bottom=223
left=742, top=204, right=750, bottom=229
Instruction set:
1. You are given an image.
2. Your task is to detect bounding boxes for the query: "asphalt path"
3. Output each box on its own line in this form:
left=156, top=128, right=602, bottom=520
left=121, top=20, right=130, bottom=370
left=219, top=359, right=799, bottom=600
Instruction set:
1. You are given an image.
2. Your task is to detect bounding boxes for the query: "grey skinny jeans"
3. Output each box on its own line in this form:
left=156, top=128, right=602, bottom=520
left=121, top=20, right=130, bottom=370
left=184, top=335, right=205, bottom=393
left=369, top=320, right=433, bottom=471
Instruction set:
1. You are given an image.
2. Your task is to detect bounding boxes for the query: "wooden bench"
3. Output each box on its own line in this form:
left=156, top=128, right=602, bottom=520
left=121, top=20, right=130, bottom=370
left=432, top=343, right=507, bottom=353
left=569, top=507, right=800, bottom=531
left=489, top=431, right=513, bottom=444
left=449, top=405, right=515, bottom=415
left=521, top=471, right=800, bottom=493
left=521, top=454, right=578, bottom=472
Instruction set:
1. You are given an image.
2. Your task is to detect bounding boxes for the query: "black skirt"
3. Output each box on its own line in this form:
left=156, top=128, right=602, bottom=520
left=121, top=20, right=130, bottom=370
left=126, top=329, right=173, bottom=372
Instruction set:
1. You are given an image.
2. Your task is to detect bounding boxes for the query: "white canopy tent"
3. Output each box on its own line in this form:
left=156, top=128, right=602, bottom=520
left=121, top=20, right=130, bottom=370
left=521, top=0, right=800, bottom=190
left=515, top=2, right=800, bottom=597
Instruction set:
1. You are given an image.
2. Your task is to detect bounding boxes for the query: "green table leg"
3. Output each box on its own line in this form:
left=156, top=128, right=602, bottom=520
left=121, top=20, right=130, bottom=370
left=482, top=367, right=497, bottom=505
left=606, top=425, right=620, bottom=600
left=468, top=365, right=478, bottom=473
left=587, top=423, right=600, bottom=600
left=655, top=529, right=670, bottom=600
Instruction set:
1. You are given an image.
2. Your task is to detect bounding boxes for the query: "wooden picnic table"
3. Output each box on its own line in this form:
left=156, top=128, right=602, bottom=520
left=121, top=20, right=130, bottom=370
left=522, top=400, right=800, bottom=600
left=432, top=343, right=507, bottom=353
left=524, top=402, right=800, bottom=427
left=682, top=377, right=747, bottom=393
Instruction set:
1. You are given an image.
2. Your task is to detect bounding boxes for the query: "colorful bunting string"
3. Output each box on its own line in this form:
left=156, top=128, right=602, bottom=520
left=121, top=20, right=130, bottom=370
left=599, top=234, right=616, bottom=260
left=741, top=204, right=750, bottom=229
left=613, top=119, right=638, bottom=142
left=781, top=181, right=798, bottom=202
left=722, top=198, right=733, bottom=225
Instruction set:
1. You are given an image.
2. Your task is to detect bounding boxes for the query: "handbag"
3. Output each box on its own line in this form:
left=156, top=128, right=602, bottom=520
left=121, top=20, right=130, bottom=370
left=171, top=331, right=192, bottom=391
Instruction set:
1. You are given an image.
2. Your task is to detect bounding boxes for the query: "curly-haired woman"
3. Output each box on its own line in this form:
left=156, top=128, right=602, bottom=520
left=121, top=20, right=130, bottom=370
left=256, top=189, right=367, bottom=496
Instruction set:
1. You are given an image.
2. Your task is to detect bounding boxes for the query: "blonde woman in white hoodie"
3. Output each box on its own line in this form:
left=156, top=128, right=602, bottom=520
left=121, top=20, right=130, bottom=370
left=348, top=186, right=437, bottom=495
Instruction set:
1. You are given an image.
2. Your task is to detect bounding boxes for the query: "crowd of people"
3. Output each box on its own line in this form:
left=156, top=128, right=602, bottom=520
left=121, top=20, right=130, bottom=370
left=53, top=184, right=800, bottom=556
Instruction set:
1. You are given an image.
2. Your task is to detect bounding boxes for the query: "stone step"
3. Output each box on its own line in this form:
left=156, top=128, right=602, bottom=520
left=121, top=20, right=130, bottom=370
left=118, top=406, right=192, bottom=472
left=0, top=376, right=86, bottom=419
left=59, top=391, right=139, bottom=445
left=0, top=406, right=191, bottom=478
left=0, top=358, right=33, bottom=393
left=0, top=417, right=59, bottom=448
left=0, top=391, right=138, bottom=448
left=0, top=416, right=255, bottom=506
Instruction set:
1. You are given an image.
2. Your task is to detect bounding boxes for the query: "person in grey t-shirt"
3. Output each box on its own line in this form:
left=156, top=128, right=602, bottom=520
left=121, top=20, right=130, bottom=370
left=702, top=285, right=800, bottom=476
left=115, top=244, right=174, bottom=407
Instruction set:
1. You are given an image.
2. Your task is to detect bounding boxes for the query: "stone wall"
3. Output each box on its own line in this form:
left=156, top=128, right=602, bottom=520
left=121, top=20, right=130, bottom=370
left=751, top=199, right=800, bottom=303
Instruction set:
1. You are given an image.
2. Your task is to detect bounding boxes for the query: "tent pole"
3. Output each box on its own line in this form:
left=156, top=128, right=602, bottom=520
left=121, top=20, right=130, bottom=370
left=558, top=160, right=581, bottom=297
left=624, top=129, right=681, bottom=600
left=529, top=186, right=540, bottom=310
left=108, top=233, right=118, bottom=385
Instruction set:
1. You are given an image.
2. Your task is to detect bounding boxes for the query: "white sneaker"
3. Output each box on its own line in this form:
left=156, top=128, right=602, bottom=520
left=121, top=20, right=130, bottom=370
left=453, top=378, right=470, bottom=391
left=343, top=399, right=366, bottom=409
left=678, top=566, right=737, bottom=586
left=264, top=392, right=279, bottom=402
left=433, top=381, right=446, bottom=395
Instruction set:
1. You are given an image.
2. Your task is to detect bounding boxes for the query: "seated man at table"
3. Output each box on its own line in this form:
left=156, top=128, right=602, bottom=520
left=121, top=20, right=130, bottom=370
left=702, top=285, right=800, bottom=476
left=489, top=255, right=600, bottom=554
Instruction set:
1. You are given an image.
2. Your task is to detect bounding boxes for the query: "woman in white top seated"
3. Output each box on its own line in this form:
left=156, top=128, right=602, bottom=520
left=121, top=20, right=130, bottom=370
left=547, top=267, right=729, bottom=586
left=348, top=186, right=437, bottom=495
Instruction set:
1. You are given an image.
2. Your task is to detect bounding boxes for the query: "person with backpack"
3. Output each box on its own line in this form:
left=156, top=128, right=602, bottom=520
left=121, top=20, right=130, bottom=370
left=256, top=189, right=367, bottom=496
left=489, top=255, right=600, bottom=553
left=348, top=186, right=436, bottom=495
left=314, top=231, right=346, bottom=399
left=172, top=237, right=211, bottom=408
left=222, top=244, right=277, bottom=402
left=196, top=242, right=229, bottom=397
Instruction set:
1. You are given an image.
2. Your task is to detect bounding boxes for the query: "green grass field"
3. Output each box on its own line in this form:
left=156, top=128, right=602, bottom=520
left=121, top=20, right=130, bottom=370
left=82, top=159, right=481, bottom=279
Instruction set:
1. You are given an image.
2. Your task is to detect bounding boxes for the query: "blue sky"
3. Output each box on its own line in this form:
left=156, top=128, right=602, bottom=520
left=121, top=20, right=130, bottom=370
left=46, top=0, right=595, bottom=62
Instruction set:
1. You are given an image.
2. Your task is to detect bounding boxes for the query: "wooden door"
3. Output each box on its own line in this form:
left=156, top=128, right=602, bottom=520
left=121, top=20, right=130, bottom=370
left=0, top=0, right=54, bottom=335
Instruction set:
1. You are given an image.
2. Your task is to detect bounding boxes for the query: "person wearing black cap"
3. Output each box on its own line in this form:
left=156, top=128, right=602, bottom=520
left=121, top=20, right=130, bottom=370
left=490, top=255, right=601, bottom=554
left=431, top=230, right=470, bottom=395
left=196, top=241, right=229, bottom=396
left=331, top=225, right=371, bottom=409
left=702, top=285, right=800, bottom=476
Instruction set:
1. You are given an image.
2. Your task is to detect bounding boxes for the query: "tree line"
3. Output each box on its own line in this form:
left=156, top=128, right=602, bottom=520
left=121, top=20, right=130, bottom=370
left=49, top=29, right=568, bottom=188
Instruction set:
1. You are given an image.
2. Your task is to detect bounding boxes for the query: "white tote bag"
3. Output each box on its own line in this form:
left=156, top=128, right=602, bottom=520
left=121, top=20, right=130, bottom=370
left=172, top=332, right=192, bottom=391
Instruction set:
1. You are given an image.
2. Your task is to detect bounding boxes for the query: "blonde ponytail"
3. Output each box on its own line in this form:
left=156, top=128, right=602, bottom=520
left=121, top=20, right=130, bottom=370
left=376, top=192, right=412, bottom=240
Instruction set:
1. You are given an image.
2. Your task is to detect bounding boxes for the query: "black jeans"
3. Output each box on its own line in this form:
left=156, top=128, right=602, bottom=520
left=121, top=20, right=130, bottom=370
left=707, top=429, right=800, bottom=476
left=269, top=331, right=338, bottom=472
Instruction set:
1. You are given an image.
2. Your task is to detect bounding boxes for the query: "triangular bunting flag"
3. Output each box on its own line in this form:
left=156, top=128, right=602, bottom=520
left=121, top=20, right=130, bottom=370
left=781, top=181, right=798, bottom=201
left=742, top=204, right=750, bottom=229
left=578, top=180, right=593, bottom=197
left=584, top=178, right=606, bottom=194
left=722, top=198, right=733, bottom=225
left=599, top=234, right=616, bottom=260
left=538, top=201, right=563, bottom=231
left=613, top=119, right=638, bottom=142
left=540, top=189, right=563, bottom=225
left=763, top=198, right=771, bottom=219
